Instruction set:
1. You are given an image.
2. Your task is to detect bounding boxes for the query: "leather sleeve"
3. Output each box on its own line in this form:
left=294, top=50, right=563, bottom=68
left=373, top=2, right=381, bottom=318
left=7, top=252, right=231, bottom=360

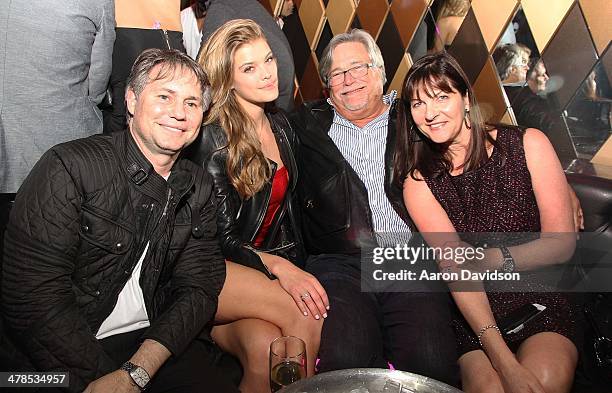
left=188, top=125, right=272, bottom=277
left=2, top=149, right=116, bottom=392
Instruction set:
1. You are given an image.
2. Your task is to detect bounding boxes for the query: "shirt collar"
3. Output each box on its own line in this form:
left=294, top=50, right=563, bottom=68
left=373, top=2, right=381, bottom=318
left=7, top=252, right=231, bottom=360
left=327, top=90, right=397, bottom=109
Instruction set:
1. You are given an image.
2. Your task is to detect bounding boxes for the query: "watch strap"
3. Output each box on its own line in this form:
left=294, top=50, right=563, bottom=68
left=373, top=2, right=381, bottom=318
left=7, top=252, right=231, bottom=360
left=500, top=245, right=516, bottom=273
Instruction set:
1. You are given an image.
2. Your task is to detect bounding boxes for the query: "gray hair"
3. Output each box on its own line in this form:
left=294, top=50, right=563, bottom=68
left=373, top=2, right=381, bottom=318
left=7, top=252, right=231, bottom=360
left=318, top=29, right=386, bottom=87
left=126, top=48, right=212, bottom=117
left=492, top=44, right=524, bottom=81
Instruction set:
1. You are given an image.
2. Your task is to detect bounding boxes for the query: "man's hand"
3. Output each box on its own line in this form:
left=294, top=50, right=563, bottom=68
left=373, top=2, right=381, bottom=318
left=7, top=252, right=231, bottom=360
left=83, top=339, right=171, bottom=393
left=82, top=370, right=139, bottom=393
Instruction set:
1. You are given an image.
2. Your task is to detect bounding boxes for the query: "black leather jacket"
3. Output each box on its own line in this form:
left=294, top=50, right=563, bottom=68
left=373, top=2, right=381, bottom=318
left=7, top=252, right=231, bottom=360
left=2, top=131, right=225, bottom=392
left=185, top=110, right=305, bottom=276
left=290, top=99, right=413, bottom=256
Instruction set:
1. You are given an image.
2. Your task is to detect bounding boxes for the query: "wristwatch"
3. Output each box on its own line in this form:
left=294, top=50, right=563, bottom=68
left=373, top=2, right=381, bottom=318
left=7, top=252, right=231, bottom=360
left=121, top=361, right=150, bottom=391
left=500, top=246, right=516, bottom=273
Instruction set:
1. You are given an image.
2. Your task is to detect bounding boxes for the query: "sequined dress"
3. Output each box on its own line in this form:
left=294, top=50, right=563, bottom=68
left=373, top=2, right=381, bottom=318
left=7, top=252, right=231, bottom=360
left=424, top=126, right=578, bottom=354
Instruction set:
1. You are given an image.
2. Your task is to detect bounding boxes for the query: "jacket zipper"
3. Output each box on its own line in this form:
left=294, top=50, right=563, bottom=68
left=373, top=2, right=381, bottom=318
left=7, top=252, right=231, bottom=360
left=161, top=188, right=173, bottom=220
left=161, top=29, right=171, bottom=49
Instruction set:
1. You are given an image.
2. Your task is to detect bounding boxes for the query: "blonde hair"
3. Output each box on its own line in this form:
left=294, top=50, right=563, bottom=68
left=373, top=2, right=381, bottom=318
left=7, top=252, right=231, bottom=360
left=198, top=19, right=271, bottom=198
left=437, top=0, right=470, bottom=19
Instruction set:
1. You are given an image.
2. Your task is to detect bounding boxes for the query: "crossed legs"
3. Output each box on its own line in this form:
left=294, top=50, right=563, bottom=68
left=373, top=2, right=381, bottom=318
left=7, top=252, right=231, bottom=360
left=460, top=332, right=577, bottom=393
left=213, top=261, right=323, bottom=393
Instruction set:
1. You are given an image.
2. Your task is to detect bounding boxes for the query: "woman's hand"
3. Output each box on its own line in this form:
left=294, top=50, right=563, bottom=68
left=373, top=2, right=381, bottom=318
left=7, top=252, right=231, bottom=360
left=568, top=186, right=584, bottom=232
left=496, top=357, right=546, bottom=393
left=259, top=253, right=329, bottom=320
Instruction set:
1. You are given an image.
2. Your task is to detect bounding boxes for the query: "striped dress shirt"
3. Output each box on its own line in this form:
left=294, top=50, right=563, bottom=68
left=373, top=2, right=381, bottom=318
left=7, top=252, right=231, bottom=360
left=328, top=91, right=411, bottom=246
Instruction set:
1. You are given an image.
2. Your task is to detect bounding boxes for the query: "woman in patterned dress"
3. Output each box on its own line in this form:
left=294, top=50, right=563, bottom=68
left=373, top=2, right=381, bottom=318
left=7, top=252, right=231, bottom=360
left=394, top=52, right=578, bottom=393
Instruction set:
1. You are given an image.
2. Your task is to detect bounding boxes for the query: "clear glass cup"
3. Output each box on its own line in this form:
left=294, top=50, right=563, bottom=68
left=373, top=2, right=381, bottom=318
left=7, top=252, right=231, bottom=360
left=269, top=336, right=307, bottom=392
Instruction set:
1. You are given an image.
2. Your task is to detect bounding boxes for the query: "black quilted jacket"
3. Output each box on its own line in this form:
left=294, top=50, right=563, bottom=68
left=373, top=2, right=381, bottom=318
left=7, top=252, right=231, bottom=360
left=1, top=131, right=225, bottom=392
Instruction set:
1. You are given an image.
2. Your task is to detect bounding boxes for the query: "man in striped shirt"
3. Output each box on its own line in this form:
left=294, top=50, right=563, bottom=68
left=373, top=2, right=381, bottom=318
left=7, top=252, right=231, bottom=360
left=291, top=29, right=459, bottom=387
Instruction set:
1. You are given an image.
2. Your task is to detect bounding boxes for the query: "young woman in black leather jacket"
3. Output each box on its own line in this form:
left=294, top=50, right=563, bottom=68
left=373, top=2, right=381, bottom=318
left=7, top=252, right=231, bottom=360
left=186, top=19, right=326, bottom=392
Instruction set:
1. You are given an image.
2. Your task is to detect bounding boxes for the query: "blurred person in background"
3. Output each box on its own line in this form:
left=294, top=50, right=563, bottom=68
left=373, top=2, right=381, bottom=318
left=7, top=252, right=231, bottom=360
left=527, top=59, right=549, bottom=96
left=181, top=0, right=209, bottom=59
left=0, top=0, right=114, bottom=195
left=432, top=0, right=470, bottom=52
left=275, top=0, right=295, bottom=29
left=493, top=43, right=530, bottom=87
left=511, top=59, right=556, bottom=134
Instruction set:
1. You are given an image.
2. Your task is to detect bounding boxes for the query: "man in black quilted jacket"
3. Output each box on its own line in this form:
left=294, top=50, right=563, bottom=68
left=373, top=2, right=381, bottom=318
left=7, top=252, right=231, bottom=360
left=1, top=49, right=238, bottom=393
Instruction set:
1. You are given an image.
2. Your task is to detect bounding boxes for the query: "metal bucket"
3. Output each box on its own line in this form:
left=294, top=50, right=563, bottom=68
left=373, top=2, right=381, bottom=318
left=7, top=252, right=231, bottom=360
left=278, top=368, right=463, bottom=393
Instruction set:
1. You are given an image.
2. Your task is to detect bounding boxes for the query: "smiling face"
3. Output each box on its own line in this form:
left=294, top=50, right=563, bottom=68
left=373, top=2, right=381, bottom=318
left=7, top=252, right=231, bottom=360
left=528, top=61, right=549, bottom=94
left=409, top=81, right=470, bottom=146
left=126, top=65, right=204, bottom=164
left=328, top=41, right=385, bottom=123
left=231, top=38, right=279, bottom=110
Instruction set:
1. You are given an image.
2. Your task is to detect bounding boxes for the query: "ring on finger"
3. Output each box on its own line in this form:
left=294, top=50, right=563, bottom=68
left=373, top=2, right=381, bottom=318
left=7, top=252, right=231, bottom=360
left=300, top=292, right=310, bottom=300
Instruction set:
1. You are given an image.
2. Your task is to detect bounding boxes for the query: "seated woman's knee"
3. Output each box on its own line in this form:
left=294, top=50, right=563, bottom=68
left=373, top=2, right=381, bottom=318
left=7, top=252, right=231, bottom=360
left=532, top=360, right=575, bottom=393
left=243, top=325, right=281, bottom=363
left=462, top=371, right=504, bottom=393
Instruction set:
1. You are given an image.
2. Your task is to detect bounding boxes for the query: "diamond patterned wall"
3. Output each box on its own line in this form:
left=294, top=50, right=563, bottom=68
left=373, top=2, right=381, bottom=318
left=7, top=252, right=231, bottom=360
left=259, top=0, right=611, bottom=164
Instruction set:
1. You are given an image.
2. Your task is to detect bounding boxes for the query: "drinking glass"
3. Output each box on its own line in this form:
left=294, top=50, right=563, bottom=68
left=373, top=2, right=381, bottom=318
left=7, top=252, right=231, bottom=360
left=269, top=336, right=307, bottom=392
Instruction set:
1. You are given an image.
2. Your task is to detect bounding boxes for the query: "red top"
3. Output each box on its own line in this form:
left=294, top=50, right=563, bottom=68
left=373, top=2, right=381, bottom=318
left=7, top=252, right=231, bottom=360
left=253, top=166, right=289, bottom=247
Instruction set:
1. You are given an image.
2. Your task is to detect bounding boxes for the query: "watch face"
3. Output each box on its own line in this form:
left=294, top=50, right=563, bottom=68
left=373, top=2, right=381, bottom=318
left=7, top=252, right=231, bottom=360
left=130, top=367, right=150, bottom=388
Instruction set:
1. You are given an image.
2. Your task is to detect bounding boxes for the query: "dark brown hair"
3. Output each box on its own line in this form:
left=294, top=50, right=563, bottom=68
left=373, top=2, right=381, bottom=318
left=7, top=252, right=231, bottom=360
left=393, top=51, right=497, bottom=186
left=127, top=48, right=210, bottom=107
left=192, top=0, right=208, bottom=19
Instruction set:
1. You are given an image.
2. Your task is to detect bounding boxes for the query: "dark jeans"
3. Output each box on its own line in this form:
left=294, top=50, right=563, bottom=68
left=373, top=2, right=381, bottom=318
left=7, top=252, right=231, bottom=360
left=100, top=329, right=240, bottom=393
left=306, top=254, right=460, bottom=388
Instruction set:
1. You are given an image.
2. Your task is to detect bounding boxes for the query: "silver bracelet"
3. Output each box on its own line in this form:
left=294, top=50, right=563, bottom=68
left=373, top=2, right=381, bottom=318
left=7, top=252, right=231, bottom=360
left=477, top=324, right=501, bottom=348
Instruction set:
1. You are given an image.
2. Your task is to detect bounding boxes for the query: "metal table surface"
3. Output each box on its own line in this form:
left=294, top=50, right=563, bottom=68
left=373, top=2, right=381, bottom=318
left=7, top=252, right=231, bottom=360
left=278, top=368, right=463, bottom=393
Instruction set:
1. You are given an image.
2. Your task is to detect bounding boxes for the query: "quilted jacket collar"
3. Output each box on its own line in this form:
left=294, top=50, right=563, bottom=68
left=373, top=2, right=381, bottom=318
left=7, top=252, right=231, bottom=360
left=113, top=130, right=195, bottom=204
left=121, top=130, right=155, bottom=186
